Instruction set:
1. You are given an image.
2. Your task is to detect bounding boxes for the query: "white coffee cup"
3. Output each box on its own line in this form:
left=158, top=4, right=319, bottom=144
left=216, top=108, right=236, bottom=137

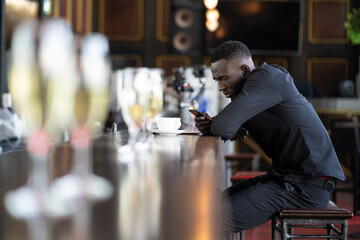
left=156, top=117, right=181, bottom=131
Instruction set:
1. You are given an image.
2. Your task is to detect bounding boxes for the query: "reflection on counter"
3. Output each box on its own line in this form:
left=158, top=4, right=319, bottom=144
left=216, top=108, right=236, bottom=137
left=1, top=132, right=224, bottom=240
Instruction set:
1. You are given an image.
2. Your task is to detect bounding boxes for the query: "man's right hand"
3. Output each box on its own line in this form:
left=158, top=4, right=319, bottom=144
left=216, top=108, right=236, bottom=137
left=194, top=112, right=212, bottom=135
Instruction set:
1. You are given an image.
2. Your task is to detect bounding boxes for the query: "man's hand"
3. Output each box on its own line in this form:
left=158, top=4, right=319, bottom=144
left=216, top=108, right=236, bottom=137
left=230, top=127, right=249, bottom=141
left=194, top=112, right=212, bottom=135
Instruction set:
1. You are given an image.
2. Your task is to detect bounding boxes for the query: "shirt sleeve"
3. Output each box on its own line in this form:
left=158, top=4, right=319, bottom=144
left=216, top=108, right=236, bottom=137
left=211, top=68, right=283, bottom=139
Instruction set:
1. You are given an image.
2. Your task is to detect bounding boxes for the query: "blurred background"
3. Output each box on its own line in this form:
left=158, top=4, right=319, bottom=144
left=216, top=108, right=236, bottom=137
left=2, top=0, right=360, bottom=182
left=1, top=0, right=360, bottom=97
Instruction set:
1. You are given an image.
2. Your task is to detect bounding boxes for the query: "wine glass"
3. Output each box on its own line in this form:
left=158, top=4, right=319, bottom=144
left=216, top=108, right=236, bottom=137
left=118, top=67, right=152, bottom=157
left=143, top=68, right=164, bottom=140
left=5, top=19, right=77, bottom=220
left=51, top=33, right=113, bottom=202
left=106, top=69, right=124, bottom=133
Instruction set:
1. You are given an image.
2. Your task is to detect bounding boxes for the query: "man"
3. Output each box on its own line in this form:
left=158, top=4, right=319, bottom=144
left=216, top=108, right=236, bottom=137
left=194, top=41, right=345, bottom=238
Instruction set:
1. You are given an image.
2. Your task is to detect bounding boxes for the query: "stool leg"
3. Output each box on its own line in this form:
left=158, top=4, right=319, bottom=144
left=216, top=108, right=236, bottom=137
left=327, top=224, right=333, bottom=240
left=287, top=224, right=293, bottom=240
left=271, top=218, right=278, bottom=240
left=282, top=221, right=288, bottom=240
left=251, top=155, right=260, bottom=171
left=240, top=231, right=245, bottom=240
left=342, top=220, right=348, bottom=240
left=226, top=161, right=232, bottom=187
left=230, top=232, right=242, bottom=240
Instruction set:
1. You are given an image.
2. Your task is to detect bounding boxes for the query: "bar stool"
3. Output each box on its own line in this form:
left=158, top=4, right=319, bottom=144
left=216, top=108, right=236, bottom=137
left=230, top=231, right=244, bottom=240
left=230, top=171, right=267, bottom=184
left=271, top=200, right=353, bottom=240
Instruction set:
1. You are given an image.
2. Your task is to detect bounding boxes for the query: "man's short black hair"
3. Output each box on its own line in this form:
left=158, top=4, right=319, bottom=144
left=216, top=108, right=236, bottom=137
left=210, top=41, right=252, bottom=63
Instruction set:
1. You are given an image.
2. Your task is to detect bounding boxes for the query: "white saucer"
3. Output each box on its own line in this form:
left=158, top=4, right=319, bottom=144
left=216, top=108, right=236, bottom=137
left=152, top=129, right=185, bottom=135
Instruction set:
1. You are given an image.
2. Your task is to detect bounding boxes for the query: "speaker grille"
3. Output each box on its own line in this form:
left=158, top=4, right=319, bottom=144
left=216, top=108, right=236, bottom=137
left=169, top=0, right=204, bottom=55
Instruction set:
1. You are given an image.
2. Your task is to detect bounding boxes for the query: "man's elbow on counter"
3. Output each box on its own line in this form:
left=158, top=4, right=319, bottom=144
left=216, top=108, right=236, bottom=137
left=210, top=124, right=234, bottom=140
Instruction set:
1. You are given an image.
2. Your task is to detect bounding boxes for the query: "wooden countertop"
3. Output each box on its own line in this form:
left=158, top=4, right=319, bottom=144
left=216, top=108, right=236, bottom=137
left=0, top=132, right=224, bottom=240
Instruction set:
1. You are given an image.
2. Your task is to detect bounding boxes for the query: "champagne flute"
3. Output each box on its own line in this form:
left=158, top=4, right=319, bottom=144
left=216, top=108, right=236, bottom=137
left=51, top=33, right=113, bottom=202
left=5, top=19, right=77, bottom=220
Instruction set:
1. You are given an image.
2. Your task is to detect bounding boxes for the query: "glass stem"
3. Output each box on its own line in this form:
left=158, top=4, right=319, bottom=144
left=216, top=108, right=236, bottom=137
left=27, top=153, right=49, bottom=191
left=127, top=124, right=139, bottom=146
left=28, top=218, right=51, bottom=240
left=73, top=144, right=92, bottom=179
left=73, top=199, right=91, bottom=240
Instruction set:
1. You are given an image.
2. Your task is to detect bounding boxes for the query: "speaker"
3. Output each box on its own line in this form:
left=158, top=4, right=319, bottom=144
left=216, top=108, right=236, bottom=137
left=169, top=0, right=204, bottom=55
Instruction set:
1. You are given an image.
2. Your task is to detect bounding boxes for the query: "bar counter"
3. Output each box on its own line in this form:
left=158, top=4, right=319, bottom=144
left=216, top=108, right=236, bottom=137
left=0, top=132, right=225, bottom=240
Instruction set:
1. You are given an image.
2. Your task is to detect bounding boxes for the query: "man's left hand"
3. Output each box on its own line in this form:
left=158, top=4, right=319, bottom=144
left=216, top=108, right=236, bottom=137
left=194, top=112, right=213, bottom=135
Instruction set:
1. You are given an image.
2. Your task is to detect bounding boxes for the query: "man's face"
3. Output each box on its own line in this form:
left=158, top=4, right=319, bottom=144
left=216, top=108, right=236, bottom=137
left=210, top=59, right=246, bottom=99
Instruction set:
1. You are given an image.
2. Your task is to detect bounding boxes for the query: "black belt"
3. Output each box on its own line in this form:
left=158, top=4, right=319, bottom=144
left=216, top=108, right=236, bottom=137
left=308, top=177, right=335, bottom=192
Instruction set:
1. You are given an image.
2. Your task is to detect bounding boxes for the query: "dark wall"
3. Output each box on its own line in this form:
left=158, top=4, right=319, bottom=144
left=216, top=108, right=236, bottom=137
left=286, top=0, right=357, bottom=97
left=90, top=0, right=357, bottom=97
left=91, top=0, right=207, bottom=75
left=1, top=0, right=358, bottom=98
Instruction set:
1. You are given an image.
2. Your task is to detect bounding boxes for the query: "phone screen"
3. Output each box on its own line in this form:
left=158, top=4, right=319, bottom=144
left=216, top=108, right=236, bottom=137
left=189, top=109, right=211, bottom=120
left=189, top=109, right=200, bottom=117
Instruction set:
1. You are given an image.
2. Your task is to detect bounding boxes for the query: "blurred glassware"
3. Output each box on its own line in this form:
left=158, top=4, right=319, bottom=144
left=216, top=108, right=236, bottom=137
left=146, top=68, right=164, bottom=127
left=110, top=70, right=123, bottom=115
left=51, top=33, right=113, bottom=202
left=6, top=19, right=77, bottom=220
left=118, top=67, right=152, bottom=156
left=140, top=68, right=164, bottom=144
left=76, top=33, right=111, bottom=134
left=104, top=69, right=130, bottom=133
left=9, top=19, right=78, bottom=139
left=118, top=150, right=162, bottom=240
left=106, top=70, right=124, bottom=132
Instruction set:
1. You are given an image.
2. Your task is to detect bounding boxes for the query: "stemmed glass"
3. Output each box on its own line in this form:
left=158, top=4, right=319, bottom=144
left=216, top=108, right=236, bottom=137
left=145, top=69, right=164, bottom=133
left=118, top=67, right=152, bottom=157
left=5, top=19, right=77, bottom=222
left=51, top=33, right=113, bottom=202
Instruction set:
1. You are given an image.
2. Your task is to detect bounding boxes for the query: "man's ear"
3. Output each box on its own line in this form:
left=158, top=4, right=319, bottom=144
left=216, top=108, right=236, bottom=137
left=240, top=64, right=251, bottom=76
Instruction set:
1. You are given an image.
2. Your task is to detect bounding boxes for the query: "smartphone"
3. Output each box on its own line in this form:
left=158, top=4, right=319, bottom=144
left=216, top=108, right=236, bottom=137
left=189, top=109, right=211, bottom=120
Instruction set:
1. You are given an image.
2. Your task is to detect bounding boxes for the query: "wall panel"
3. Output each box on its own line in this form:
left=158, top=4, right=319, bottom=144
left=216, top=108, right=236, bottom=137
left=308, top=0, right=349, bottom=44
left=111, top=54, right=143, bottom=70
left=156, top=0, right=171, bottom=42
left=156, top=55, right=191, bottom=77
left=307, top=57, right=348, bottom=96
left=99, top=0, right=144, bottom=41
left=52, top=0, right=92, bottom=34
left=253, top=57, right=289, bottom=69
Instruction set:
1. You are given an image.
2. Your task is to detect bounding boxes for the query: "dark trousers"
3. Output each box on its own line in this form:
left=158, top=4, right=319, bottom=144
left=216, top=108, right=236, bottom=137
left=221, top=174, right=335, bottom=239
